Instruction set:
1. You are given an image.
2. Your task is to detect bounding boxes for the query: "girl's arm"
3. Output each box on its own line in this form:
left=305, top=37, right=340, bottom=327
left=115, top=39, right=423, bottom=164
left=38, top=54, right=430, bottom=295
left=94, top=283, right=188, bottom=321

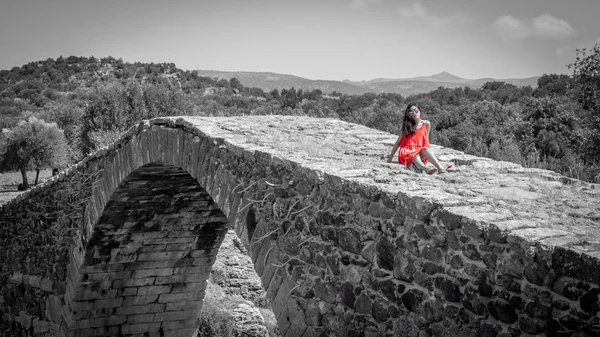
left=387, top=133, right=403, bottom=162
left=424, top=120, right=431, bottom=136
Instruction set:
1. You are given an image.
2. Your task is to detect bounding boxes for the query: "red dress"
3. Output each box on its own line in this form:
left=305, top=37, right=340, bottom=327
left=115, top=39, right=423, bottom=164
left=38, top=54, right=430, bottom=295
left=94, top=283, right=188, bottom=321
left=398, top=123, right=430, bottom=166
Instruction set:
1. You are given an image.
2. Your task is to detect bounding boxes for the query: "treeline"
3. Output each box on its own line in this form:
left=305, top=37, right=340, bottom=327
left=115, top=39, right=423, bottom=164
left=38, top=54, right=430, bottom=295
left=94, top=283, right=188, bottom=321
left=1, top=48, right=600, bottom=185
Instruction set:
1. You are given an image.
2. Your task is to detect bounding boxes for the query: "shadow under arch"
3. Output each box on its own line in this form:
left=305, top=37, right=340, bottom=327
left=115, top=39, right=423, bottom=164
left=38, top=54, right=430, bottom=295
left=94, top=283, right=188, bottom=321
left=63, top=162, right=229, bottom=336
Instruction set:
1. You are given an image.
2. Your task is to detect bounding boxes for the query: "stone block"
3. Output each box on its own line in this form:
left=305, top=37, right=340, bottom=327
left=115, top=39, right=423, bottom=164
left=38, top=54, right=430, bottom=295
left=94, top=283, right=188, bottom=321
left=154, top=310, right=197, bottom=322
left=160, top=318, right=199, bottom=331
left=486, top=300, right=517, bottom=324
left=260, top=249, right=282, bottom=289
left=166, top=301, right=202, bottom=312
left=284, top=298, right=308, bottom=337
left=92, top=297, right=123, bottom=309
left=137, top=251, right=188, bottom=261
left=133, top=268, right=174, bottom=278
left=126, top=313, right=155, bottom=324
left=114, top=277, right=155, bottom=288
left=123, top=295, right=159, bottom=306
left=116, top=303, right=165, bottom=316
left=79, top=326, right=120, bottom=337
left=338, top=228, right=362, bottom=254
left=158, top=292, right=196, bottom=303
left=137, top=285, right=171, bottom=296
left=121, top=322, right=162, bottom=335
left=162, top=328, right=199, bottom=337
left=78, top=289, right=117, bottom=301
left=272, top=278, right=297, bottom=319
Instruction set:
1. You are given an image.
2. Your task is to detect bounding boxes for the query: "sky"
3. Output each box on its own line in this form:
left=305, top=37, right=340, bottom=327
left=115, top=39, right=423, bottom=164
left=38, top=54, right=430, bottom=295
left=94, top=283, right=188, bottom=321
left=1, top=0, right=599, bottom=81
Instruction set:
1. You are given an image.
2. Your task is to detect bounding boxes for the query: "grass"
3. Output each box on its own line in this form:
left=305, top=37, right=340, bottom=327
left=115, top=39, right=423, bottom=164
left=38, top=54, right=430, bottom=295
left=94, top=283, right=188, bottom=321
left=0, top=170, right=53, bottom=189
left=0, top=170, right=53, bottom=205
left=197, top=282, right=242, bottom=337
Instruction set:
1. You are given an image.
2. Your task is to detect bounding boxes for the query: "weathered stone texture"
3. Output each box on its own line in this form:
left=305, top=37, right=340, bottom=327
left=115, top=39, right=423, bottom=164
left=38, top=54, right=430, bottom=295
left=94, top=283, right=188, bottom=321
left=2, top=116, right=600, bottom=336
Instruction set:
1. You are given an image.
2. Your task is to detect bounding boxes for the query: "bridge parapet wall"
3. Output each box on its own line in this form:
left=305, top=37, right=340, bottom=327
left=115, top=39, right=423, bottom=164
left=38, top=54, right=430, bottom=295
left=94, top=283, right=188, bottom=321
left=227, top=144, right=600, bottom=336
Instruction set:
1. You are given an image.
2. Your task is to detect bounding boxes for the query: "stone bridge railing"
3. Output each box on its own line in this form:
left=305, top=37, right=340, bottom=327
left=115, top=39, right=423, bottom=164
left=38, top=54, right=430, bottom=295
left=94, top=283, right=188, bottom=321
left=1, top=116, right=599, bottom=336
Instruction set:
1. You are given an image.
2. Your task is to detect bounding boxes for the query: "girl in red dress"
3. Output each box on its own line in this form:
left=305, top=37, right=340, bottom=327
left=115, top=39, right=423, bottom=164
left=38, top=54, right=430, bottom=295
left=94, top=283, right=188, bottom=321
left=387, top=104, right=448, bottom=174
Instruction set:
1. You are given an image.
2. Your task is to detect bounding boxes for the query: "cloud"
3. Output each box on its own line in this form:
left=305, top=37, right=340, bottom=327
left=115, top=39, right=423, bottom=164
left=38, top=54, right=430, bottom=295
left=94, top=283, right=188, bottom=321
left=396, top=2, right=473, bottom=27
left=397, top=2, right=427, bottom=17
left=533, top=14, right=576, bottom=38
left=492, top=13, right=575, bottom=40
left=350, top=0, right=382, bottom=9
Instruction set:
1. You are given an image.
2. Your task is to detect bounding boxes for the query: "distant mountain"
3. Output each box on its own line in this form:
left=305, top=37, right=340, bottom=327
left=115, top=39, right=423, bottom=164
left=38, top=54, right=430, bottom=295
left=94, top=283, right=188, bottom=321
left=196, top=70, right=539, bottom=96
left=196, top=70, right=369, bottom=95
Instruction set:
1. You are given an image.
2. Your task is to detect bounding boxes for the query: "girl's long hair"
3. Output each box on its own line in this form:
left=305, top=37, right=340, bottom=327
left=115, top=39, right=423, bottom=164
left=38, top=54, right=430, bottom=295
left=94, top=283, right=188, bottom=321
left=401, top=103, right=418, bottom=136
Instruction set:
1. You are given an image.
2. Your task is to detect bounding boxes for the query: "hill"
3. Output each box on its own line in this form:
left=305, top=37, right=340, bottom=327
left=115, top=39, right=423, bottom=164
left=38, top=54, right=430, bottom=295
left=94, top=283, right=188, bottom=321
left=195, top=70, right=370, bottom=95
left=196, top=70, right=539, bottom=96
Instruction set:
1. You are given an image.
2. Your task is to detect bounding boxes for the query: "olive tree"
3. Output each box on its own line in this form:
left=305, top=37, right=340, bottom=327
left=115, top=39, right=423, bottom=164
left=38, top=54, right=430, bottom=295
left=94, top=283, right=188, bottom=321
left=0, top=117, right=68, bottom=189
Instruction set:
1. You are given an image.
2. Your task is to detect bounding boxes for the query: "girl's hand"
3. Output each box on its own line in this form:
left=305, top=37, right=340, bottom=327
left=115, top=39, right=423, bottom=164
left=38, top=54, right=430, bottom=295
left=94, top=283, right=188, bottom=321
left=386, top=157, right=392, bottom=163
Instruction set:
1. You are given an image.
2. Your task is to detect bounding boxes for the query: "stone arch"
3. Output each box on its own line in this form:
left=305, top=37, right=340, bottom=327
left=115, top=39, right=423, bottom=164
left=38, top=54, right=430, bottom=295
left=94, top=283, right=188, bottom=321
left=59, top=124, right=301, bottom=336
left=63, top=162, right=228, bottom=336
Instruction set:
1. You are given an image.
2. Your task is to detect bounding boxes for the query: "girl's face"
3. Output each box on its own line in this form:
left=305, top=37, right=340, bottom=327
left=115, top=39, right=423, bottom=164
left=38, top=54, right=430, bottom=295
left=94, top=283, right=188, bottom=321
left=408, top=106, right=420, bottom=121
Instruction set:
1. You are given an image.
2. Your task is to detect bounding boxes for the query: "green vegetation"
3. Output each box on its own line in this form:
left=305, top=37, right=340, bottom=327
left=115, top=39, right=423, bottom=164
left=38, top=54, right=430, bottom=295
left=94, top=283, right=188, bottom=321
left=1, top=48, right=600, bottom=186
left=0, top=117, right=67, bottom=188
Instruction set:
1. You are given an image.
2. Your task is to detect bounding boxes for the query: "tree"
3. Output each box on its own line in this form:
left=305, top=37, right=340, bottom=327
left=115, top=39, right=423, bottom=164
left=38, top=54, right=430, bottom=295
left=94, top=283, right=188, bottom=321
left=535, top=74, right=572, bottom=97
left=0, top=117, right=68, bottom=189
left=569, top=43, right=600, bottom=164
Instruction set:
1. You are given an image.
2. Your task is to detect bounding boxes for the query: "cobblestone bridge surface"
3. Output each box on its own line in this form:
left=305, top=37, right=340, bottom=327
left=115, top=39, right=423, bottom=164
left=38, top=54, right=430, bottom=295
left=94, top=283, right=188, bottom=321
left=1, top=116, right=599, bottom=337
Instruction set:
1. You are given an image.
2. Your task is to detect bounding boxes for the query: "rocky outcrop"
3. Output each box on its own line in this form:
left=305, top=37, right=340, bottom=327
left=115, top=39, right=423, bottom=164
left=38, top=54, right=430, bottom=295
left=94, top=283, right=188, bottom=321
left=206, top=230, right=278, bottom=336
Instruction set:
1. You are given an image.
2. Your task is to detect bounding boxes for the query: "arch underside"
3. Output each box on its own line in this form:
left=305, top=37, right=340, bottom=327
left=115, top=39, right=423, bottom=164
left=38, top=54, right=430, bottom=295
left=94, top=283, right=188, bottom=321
left=66, top=162, right=229, bottom=337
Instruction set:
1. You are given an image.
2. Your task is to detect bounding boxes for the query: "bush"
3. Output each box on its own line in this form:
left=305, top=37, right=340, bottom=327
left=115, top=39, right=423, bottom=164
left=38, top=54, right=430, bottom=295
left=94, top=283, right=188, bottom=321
left=197, top=304, right=234, bottom=337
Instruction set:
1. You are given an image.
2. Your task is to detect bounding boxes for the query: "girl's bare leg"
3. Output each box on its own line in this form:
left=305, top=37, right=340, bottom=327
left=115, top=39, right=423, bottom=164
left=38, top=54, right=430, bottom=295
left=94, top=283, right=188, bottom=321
left=412, top=156, right=437, bottom=174
left=421, top=148, right=446, bottom=173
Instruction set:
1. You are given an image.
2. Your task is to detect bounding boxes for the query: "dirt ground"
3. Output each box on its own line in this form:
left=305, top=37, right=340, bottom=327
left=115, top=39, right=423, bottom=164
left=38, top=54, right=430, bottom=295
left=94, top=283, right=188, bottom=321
left=0, top=170, right=52, bottom=205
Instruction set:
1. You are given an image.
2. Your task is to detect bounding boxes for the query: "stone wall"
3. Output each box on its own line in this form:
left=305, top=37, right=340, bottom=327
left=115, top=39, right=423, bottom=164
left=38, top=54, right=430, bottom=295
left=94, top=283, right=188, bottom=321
left=0, top=159, right=99, bottom=336
left=1, top=116, right=599, bottom=336
left=230, top=141, right=600, bottom=336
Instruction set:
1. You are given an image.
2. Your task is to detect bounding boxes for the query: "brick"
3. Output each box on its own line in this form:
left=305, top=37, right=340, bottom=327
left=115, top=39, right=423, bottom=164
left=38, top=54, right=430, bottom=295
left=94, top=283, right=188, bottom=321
left=126, top=313, right=156, bottom=324
left=72, top=308, right=113, bottom=320
left=118, top=287, right=138, bottom=297
left=113, top=277, right=155, bottom=288
left=79, top=326, right=120, bottom=337
left=93, top=297, right=123, bottom=309
left=137, top=285, right=171, bottom=296
left=154, top=273, right=209, bottom=285
left=126, top=260, right=184, bottom=270
left=143, top=237, right=196, bottom=245
left=70, top=300, right=94, bottom=312
left=158, top=292, right=200, bottom=303
left=160, top=318, right=199, bottom=331
left=84, top=270, right=130, bottom=282
left=78, top=289, right=117, bottom=301
left=116, top=303, right=165, bottom=316
left=121, top=322, right=162, bottom=335
left=134, top=268, right=174, bottom=278
left=167, top=230, right=196, bottom=238
left=155, top=275, right=184, bottom=285
left=108, top=315, right=127, bottom=326
left=165, top=301, right=202, bottom=312
left=112, top=254, right=138, bottom=263
left=160, top=328, right=198, bottom=337
left=123, top=295, right=159, bottom=306
left=82, top=263, right=125, bottom=274
left=154, top=310, right=197, bottom=322
left=137, top=251, right=188, bottom=261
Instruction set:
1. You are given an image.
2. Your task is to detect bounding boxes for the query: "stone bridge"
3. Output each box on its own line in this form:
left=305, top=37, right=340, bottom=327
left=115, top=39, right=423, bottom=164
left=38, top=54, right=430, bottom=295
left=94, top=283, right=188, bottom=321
left=1, top=116, right=599, bottom=337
